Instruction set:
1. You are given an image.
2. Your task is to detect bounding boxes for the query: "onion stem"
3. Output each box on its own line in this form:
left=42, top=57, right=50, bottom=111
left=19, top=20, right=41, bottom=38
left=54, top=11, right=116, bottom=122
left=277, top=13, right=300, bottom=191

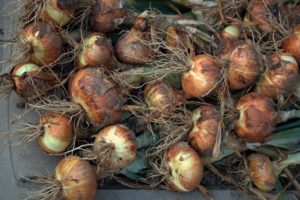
left=276, top=152, right=300, bottom=173
left=278, top=110, right=300, bottom=123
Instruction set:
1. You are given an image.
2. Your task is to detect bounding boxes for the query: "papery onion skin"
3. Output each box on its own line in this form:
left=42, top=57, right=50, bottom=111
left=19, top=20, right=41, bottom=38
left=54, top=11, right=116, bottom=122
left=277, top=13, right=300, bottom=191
left=21, top=22, right=62, bottom=65
left=221, top=25, right=241, bottom=40
left=55, top=156, right=97, bottom=200
left=37, top=112, right=73, bottom=154
left=182, top=54, right=220, bottom=98
left=188, top=105, right=219, bottom=154
left=75, top=33, right=115, bottom=70
left=288, top=6, right=300, bottom=28
left=235, top=92, right=277, bottom=143
left=283, top=25, right=300, bottom=64
left=94, top=124, right=137, bottom=170
left=69, top=67, right=123, bottom=127
left=255, top=53, right=298, bottom=99
left=11, top=62, right=55, bottom=99
left=40, top=0, right=78, bottom=27
left=166, top=142, right=203, bottom=192
left=249, top=153, right=276, bottom=192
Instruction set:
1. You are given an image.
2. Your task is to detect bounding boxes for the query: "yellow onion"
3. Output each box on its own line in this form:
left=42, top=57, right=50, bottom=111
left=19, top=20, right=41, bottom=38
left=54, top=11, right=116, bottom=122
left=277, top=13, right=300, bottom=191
left=69, top=67, right=123, bottom=127
left=55, top=156, right=97, bottom=200
left=234, top=92, right=277, bottom=143
left=37, top=112, right=73, bottom=154
left=10, top=62, right=55, bottom=99
left=182, top=54, right=220, bottom=98
left=21, top=22, right=62, bottom=65
left=248, top=153, right=276, bottom=192
left=255, top=53, right=298, bottom=99
left=40, top=0, right=78, bottom=27
left=165, top=26, right=189, bottom=54
left=90, top=0, right=125, bottom=33
left=221, top=25, right=241, bottom=41
left=188, top=105, right=219, bottom=154
left=282, top=25, right=300, bottom=64
left=75, top=33, right=115, bottom=70
left=165, top=142, right=203, bottom=192
left=288, top=6, right=300, bottom=28
left=93, top=124, right=137, bottom=170
left=217, top=40, right=260, bottom=90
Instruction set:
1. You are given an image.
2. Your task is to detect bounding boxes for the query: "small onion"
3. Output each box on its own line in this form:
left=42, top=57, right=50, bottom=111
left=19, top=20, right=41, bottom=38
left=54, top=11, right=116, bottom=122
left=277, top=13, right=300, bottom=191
left=255, top=53, right=298, bottom=99
left=165, top=142, right=203, bottom=192
left=234, top=92, right=277, bottom=143
left=188, top=105, right=219, bottom=154
left=93, top=124, right=137, bottom=170
left=75, top=33, right=115, bottom=69
left=282, top=25, right=300, bottom=64
left=37, top=112, right=73, bottom=154
left=69, top=67, right=123, bottom=127
left=21, top=22, right=62, bottom=65
left=90, top=0, right=125, bottom=33
left=40, top=0, right=78, bottom=27
left=55, top=156, right=97, bottom=200
left=221, top=25, right=241, bottom=40
left=249, top=153, right=276, bottom=192
left=182, top=54, right=220, bottom=98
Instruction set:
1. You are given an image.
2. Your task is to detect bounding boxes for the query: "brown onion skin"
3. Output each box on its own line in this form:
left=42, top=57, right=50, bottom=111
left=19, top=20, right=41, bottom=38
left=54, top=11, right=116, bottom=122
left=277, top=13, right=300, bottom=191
left=283, top=25, right=300, bottom=64
left=75, top=33, right=115, bottom=70
left=11, top=62, right=55, bottom=99
left=90, top=0, right=125, bottom=33
left=94, top=124, right=137, bottom=170
left=55, top=156, right=97, bottom=200
left=69, top=67, right=123, bottom=127
left=249, top=153, right=276, bottom=192
left=217, top=40, right=260, bottom=90
left=188, top=105, right=219, bottom=154
left=166, top=142, right=203, bottom=192
left=21, top=22, right=62, bottom=66
left=255, top=53, right=298, bottom=99
left=37, top=112, right=73, bottom=154
left=182, top=54, right=220, bottom=98
left=235, top=92, right=277, bottom=143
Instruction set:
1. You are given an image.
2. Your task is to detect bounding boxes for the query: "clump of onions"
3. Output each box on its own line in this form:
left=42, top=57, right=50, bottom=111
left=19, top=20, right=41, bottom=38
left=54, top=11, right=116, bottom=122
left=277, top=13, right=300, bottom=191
left=21, top=22, right=62, bottom=66
left=188, top=105, right=220, bottom=154
left=217, top=40, right=260, bottom=90
left=115, top=11, right=154, bottom=64
left=235, top=92, right=277, bottom=143
left=182, top=54, right=220, bottom=98
left=165, top=142, right=203, bottom=192
left=221, top=24, right=241, bottom=41
left=255, top=53, right=298, bottom=99
left=75, top=33, right=115, bottom=70
left=288, top=6, right=300, bottom=28
left=282, top=24, right=300, bottom=64
left=40, top=0, right=78, bottom=27
left=90, top=0, right=125, bottom=33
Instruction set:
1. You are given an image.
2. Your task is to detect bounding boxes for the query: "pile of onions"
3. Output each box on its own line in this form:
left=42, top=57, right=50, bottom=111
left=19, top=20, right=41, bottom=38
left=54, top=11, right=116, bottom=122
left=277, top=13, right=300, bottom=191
left=75, top=33, right=115, bottom=70
left=21, top=22, right=62, bottom=66
left=188, top=105, right=220, bottom=154
left=255, top=53, right=298, bottom=99
left=234, top=92, right=277, bottom=143
left=165, top=142, right=203, bottom=192
left=221, top=25, right=241, bottom=41
left=282, top=24, right=300, bottom=64
left=182, top=54, right=220, bottom=98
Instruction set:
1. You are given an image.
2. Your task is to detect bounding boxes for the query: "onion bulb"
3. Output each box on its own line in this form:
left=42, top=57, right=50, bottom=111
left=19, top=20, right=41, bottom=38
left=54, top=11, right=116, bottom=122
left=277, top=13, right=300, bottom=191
left=221, top=25, right=241, bottom=40
left=234, top=92, right=277, bottom=143
left=188, top=105, right=219, bottom=154
left=75, top=33, right=115, bottom=69
left=255, top=53, right=298, bottom=99
left=21, top=22, right=62, bottom=65
left=165, top=26, right=188, bottom=54
left=93, top=124, right=137, bottom=170
left=248, top=153, right=276, bottom=192
left=182, top=54, right=220, bottom=98
left=40, top=0, right=78, bottom=27
left=288, top=6, right=300, bottom=28
left=165, top=142, right=203, bottom=192
left=282, top=25, right=300, bottom=64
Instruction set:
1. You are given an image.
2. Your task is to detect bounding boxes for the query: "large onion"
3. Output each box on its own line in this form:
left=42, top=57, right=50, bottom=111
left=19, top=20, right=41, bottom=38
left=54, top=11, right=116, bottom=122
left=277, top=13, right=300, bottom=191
left=282, top=25, right=300, bottom=64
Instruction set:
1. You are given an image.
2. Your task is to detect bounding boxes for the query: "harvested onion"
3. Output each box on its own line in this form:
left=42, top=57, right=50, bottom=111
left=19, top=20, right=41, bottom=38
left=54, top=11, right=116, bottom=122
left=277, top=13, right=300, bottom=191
left=221, top=24, right=241, bottom=40
left=282, top=24, right=300, bottom=64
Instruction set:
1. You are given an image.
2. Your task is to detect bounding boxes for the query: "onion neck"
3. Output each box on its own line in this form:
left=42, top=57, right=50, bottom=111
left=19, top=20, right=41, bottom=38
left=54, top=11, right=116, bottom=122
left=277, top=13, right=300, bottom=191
left=273, top=152, right=300, bottom=176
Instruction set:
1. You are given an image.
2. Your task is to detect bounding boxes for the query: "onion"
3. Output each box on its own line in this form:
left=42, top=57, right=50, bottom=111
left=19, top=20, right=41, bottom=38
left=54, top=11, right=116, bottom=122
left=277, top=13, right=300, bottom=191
left=255, top=53, right=298, bottom=99
left=221, top=25, right=241, bottom=40
left=90, top=0, right=125, bottom=33
left=165, top=26, right=188, bottom=54
left=217, top=40, right=260, bottom=90
left=165, top=142, right=203, bottom=192
left=282, top=24, right=300, bottom=64
left=21, top=22, right=62, bottom=65
left=234, top=92, right=277, bottom=143
left=75, top=33, right=115, bottom=70
left=182, top=54, right=220, bottom=98
left=288, top=6, right=300, bottom=28
left=40, top=0, right=78, bottom=27
left=188, top=105, right=219, bottom=154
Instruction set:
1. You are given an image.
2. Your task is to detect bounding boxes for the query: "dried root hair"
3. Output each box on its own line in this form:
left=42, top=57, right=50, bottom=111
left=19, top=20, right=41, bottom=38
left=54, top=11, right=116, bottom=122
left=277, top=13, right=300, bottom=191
left=0, top=73, right=15, bottom=98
